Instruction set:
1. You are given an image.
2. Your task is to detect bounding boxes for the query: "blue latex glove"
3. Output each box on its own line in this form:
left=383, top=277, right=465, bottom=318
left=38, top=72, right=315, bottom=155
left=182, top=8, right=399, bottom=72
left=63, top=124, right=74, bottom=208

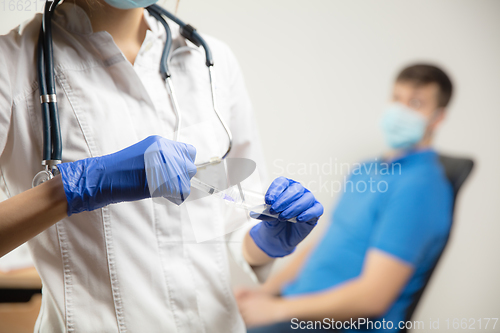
left=57, top=135, right=197, bottom=216
left=249, top=177, right=324, bottom=258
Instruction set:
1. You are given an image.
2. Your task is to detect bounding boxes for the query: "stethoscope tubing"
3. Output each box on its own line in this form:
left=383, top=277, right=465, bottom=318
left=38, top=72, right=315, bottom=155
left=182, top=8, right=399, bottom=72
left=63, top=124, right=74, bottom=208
left=41, top=0, right=63, bottom=162
left=146, top=4, right=233, bottom=166
left=36, top=30, right=51, bottom=162
left=36, top=2, right=233, bottom=183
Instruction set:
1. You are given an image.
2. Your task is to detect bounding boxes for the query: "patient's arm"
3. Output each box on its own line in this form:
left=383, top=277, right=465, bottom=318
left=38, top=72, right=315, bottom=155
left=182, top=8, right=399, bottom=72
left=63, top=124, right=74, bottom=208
left=281, top=248, right=413, bottom=320
left=235, top=241, right=315, bottom=301
left=237, top=248, right=413, bottom=327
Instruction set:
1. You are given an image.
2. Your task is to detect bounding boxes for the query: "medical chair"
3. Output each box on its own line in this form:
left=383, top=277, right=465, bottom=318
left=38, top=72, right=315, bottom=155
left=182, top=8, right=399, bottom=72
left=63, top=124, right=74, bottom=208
left=400, top=154, right=474, bottom=332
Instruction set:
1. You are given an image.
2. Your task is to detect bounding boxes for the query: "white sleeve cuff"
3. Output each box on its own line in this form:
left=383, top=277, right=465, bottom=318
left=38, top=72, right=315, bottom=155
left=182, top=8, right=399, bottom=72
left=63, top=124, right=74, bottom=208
left=226, top=223, right=274, bottom=284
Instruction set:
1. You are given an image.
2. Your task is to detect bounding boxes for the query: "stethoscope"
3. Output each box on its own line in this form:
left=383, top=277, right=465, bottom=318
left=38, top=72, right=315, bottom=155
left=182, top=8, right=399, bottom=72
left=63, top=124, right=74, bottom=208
left=33, top=1, right=233, bottom=187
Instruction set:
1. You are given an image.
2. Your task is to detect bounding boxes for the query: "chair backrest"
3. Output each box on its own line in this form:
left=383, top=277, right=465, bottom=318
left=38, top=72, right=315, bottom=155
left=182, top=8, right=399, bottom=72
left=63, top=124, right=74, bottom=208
left=400, top=154, right=474, bottom=331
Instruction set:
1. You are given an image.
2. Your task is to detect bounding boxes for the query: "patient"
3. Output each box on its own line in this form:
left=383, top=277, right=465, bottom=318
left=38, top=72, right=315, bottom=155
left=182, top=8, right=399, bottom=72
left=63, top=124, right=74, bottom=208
left=236, top=64, right=454, bottom=332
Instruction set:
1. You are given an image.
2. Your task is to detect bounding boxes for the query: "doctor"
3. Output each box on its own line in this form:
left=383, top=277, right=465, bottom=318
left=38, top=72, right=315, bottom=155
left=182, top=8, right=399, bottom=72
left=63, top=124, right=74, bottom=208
left=0, top=0, right=323, bottom=332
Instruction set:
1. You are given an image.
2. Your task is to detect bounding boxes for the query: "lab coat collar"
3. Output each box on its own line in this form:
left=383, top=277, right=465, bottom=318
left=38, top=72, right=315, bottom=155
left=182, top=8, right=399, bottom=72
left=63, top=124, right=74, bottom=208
left=52, top=2, right=94, bottom=35
left=52, top=2, right=196, bottom=51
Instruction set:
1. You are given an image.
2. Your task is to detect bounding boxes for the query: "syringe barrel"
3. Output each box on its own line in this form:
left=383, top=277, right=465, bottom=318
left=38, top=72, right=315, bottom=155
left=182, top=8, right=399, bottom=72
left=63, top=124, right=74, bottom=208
left=191, top=177, right=297, bottom=223
left=246, top=204, right=297, bottom=223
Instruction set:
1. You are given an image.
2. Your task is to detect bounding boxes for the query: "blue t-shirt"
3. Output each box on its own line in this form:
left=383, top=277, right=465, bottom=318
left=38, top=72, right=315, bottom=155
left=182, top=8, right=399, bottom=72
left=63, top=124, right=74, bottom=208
left=281, top=149, right=453, bottom=332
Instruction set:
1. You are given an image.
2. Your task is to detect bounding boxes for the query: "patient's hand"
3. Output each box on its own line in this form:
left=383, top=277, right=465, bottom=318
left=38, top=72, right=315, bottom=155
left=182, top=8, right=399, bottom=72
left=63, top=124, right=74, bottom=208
left=236, top=289, right=288, bottom=328
left=234, top=286, right=267, bottom=302
left=234, top=287, right=252, bottom=303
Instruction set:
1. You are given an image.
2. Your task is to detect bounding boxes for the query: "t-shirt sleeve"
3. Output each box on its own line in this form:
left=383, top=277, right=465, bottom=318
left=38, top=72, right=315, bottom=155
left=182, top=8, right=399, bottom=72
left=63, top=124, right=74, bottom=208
left=369, top=178, right=442, bottom=266
left=0, top=52, right=13, bottom=158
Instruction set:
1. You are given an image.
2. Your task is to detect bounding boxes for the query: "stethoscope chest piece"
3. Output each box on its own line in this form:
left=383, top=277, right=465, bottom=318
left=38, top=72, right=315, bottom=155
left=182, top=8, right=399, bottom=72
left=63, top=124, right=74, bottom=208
left=32, top=160, right=61, bottom=187
left=31, top=160, right=61, bottom=187
left=32, top=169, right=53, bottom=187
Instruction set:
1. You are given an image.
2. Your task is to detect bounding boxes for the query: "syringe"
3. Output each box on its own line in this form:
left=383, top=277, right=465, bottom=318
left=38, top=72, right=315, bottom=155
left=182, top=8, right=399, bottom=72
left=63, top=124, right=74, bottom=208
left=190, top=177, right=297, bottom=223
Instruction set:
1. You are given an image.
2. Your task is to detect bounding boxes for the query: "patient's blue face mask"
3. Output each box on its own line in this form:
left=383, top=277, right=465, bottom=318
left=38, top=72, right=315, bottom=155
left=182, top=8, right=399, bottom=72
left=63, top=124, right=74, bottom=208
left=380, top=103, right=428, bottom=150
left=103, top=0, right=158, bottom=9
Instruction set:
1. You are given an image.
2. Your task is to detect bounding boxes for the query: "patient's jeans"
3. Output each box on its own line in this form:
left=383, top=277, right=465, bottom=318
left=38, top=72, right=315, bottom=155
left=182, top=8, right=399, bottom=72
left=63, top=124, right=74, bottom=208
left=248, top=321, right=334, bottom=333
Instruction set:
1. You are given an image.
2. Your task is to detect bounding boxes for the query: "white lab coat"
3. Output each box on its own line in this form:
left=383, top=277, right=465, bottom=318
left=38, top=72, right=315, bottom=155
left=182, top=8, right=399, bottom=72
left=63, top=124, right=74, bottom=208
left=0, top=4, right=272, bottom=332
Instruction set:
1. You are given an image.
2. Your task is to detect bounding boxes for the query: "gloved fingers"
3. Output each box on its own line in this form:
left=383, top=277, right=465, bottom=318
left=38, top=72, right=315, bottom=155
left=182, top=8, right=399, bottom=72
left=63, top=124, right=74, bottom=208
left=145, top=149, right=168, bottom=197
left=264, top=177, right=290, bottom=205
left=145, top=151, right=173, bottom=197
left=144, top=140, right=195, bottom=205
left=157, top=137, right=196, bottom=163
left=149, top=169, right=186, bottom=197
left=173, top=141, right=197, bottom=178
left=182, top=151, right=197, bottom=197
left=178, top=174, right=190, bottom=203
left=177, top=168, right=193, bottom=203
left=183, top=143, right=197, bottom=163
left=186, top=160, right=197, bottom=179
left=164, top=169, right=192, bottom=205
left=278, top=191, right=316, bottom=221
left=296, top=201, right=324, bottom=224
left=270, top=182, right=305, bottom=214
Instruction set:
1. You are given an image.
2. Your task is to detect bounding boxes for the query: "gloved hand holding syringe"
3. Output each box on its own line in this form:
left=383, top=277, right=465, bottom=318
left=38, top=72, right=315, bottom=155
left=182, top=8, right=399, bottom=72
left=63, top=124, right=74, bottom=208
left=58, top=134, right=320, bottom=256
left=142, top=136, right=323, bottom=256
left=190, top=177, right=298, bottom=223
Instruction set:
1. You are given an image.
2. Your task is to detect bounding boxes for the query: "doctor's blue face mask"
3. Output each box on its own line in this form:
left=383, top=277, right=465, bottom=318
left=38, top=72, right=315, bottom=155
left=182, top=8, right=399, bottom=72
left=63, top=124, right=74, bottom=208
left=379, top=103, right=428, bottom=150
left=103, top=0, right=159, bottom=9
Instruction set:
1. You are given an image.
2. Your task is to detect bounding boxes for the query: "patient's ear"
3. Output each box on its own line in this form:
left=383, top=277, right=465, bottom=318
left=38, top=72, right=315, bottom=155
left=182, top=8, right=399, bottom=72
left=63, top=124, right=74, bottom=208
left=431, top=107, right=446, bottom=130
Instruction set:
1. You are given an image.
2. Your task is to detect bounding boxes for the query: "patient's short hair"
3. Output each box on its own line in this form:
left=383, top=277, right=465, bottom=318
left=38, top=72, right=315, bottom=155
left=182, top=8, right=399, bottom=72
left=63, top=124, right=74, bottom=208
left=396, top=64, right=453, bottom=108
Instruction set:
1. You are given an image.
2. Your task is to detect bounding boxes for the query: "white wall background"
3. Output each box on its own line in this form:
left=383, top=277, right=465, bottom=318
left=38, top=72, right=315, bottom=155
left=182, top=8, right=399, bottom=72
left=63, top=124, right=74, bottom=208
left=1, top=0, right=499, bottom=331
